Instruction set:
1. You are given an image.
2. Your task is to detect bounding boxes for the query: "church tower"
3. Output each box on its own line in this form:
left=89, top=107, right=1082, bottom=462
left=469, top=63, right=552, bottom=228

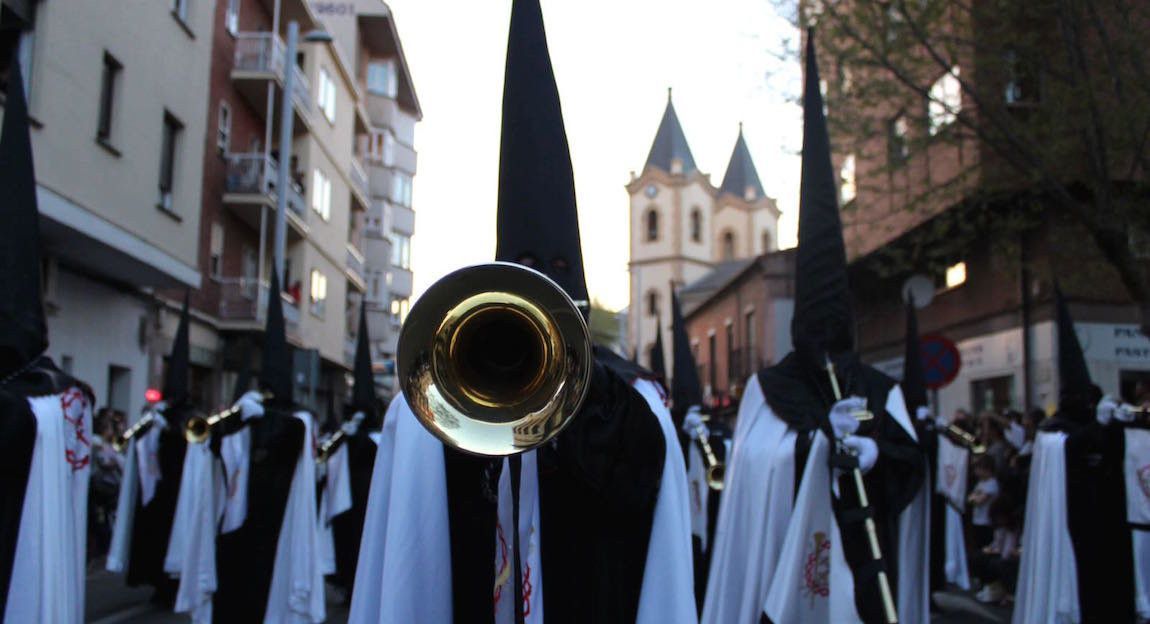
left=627, top=94, right=779, bottom=387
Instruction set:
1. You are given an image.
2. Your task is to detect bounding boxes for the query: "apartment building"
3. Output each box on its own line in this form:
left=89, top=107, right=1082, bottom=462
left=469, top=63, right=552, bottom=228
left=188, top=0, right=419, bottom=415
left=1, top=0, right=212, bottom=418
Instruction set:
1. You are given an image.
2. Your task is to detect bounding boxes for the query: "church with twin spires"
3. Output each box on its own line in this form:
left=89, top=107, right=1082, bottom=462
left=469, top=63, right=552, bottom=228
left=627, top=91, right=779, bottom=378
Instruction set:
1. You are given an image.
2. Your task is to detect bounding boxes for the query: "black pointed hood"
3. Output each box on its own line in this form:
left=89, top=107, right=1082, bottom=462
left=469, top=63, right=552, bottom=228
left=494, top=0, right=588, bottom=309
left=649, top=316, right=667, bottom=383
left=350, top=301, right=377, bottom=421
left=791, top=30, right=854, bottom=366
left=231, top=361, right=253, bottom=404
left=670, top=288, right=703, bottom=411
left=902, top=298, right=928, bottom=410
left=162, top=292, right=191, bottom=406
left=0, top=59, right=48, bottom=377
left=1055, top=285, right=1096, bottom=421
left=259, top=272, right=293, bottom=406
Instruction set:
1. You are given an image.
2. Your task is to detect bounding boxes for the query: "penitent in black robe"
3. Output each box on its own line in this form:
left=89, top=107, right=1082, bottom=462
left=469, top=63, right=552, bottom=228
left=757, top=352, right=925, bottom=623
left=212, top=406, right=304, bottom=623
left=126, top=404, right=190, bottom=602
left=443, top=354, right=666, bottom=624
left=330, top=426, right=378, bottom=595
left=1049, top=416, right=1137, bottom=623
left=0, top=380, right=38, bottom=617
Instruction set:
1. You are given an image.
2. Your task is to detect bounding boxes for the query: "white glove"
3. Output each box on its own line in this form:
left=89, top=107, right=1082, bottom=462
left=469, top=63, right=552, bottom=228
left=1097, top=395, right=1120, bottom=425
left=1115, top=403, right=1137, bottom=423
left=915, top=406, right=931, bottom=422
left=829, top=396, right=867, bottom=439
left=341, top=411, right=365, bottom=435
left=936, top=414, right=949, bottom=429
left=841, top=435, right=879, bottom=473
left=147, top=401, right=169, bottom=430
left=1004, top=421, right=1025, bottom=450
left=681, top=405, right=708, bottom=438
left=236, top=390, right=265, bottom=421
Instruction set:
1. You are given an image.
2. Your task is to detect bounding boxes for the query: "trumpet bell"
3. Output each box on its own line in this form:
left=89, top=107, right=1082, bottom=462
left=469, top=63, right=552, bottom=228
left=706, top=464, right=725, bottom=491
left=398, top=262, right=592, bottom=457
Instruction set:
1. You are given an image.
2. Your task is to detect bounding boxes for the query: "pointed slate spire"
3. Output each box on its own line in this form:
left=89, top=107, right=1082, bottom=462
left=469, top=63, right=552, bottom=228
left=1055, top=284, right=1095, bottom=420
left=902, top=297, right=928, bottom=410
left=162, top=292, right=192, bottom=406
left=350, top=301, right=377, bottom=420
left=494, top=0, right=588, bottom=308
left=719, top=123, right=765, bottom=200
left=791, top=30, right=854, bottom=364
left=644, top=89, right=697, bottom=174
left=649, top=315, right=667, bottom=383
left=670, top=288, right=704, bottom=411
left=259, top=271, right=293, bottom=406
left=0, top=59, right=48, bottom=377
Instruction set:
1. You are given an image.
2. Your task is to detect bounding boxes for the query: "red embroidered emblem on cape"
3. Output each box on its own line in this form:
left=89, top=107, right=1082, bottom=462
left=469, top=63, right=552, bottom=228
left=61, top=388, right=91, bottom=472
left=802, top=531, right=831, bottom=605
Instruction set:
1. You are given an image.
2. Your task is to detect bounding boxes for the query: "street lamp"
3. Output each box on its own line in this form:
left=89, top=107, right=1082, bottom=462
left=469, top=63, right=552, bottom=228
left=273, top=22, right=333, bottom=286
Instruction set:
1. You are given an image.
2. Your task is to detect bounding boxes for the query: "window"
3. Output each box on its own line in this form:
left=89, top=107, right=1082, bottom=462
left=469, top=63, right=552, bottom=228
left=225, top=0, right=240, bottom=35
left=241, top=245, right=258, bottom=298
left=645, top=208, right=659, bottom=242
left=390, top=297, right=409, bottom=322
left=159, top=111, right=184, bottom=211
left=708, top=333, right=717, bottom=392
left=720, top=230, right=735, bottom=261
left=928, top=66, right=961, bottom=135
left=309, top=269, right=328, bottom=316
left=725, top=322, right=737, bottom=384
left=97, top=53, right=122, bottom=143
left=944, top=261, right=967, bottom=289
left=391, top=234, right=411, bottom=270
left=366, top=60, right=396, bottom=98
left=840, top=154, right=856, bottom=203
left=311, top=169, right=332, bottom=220
left=318, top=67, right=337, bottom=123
left=838, top=60, right=853, bottom=95
left=363, top=129, right=394, bottom=164
left=646, top=290, right=660, bottom=317
left=761, top=230, right=772, bottom=253
left=1004, top=49, right=1039, bottom=106
left=217, top=100, right=231, bottom=154
left=391, top=173, right=413, bottom=207
left=888, top=113, right=909, bottom=165
left=209, top=222, right=224, bottom=279
left=690, top=208, right=702, bottom=243
left=819, top=79, right=829, bottom=115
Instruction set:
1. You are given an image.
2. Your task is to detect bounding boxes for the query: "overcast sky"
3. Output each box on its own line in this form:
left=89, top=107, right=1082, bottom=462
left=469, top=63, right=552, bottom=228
left=386, top=0, right=802, bottom=311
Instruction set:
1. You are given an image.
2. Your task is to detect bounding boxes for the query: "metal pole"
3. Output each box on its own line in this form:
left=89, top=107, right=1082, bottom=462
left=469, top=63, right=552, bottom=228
left=274, top=20, right=299, bottom=283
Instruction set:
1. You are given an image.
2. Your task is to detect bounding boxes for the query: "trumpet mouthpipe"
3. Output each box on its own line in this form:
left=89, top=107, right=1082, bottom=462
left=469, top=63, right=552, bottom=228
left=113, top=412, right=156, bottom=453
left=316, top=429, right=347, bottom=464
left=184, top=391, right=272, bottom=443
left=694, top=429, right=726, bottom=491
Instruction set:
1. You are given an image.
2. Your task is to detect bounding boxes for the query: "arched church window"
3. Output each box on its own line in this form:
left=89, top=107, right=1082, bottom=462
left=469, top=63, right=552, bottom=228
left=646, top=289, right=660, bottom=317
left=646, top=209, right=659, bottom=242
left=761, top=230, right=773, bottom=253
left=721, top=230, right=736, bottom=261
left=690, top=208, right=702, bottom=243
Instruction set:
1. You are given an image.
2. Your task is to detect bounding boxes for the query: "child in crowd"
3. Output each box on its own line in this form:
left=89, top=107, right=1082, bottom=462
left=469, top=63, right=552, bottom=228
left=968, top=455, right=999, bottom=549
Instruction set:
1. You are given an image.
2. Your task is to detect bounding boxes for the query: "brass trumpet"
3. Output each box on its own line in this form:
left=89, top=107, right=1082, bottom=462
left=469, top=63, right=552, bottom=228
left=946, top=423, right=986, bottom=454
left=113, top=410, right=157, bottom=453
left=397, top=262, right=592, bottom=457
left=691, top=425, right=725, bottom=491
left=316, top=430, right=347, bottom=465
left=184, top=391, right=272, bottom=443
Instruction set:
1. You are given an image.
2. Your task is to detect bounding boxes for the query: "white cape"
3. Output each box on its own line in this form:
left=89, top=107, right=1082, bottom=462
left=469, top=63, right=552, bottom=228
left=1013, top=431, right=1080, bottom=624
left=702, top=376, right=928, bottom=624
left=166, top=440, right=222, bottom=624
left=318, top=442, right=352, bottom=576
left=1125, top=427, right=1150, bottom=618
left=4, top=389, right=93, bottom=624
left=943, top=504, right=970, bottom=590
left=264, top=411, right=326, bottom=624
left=350, top=378, right=695, bottom=624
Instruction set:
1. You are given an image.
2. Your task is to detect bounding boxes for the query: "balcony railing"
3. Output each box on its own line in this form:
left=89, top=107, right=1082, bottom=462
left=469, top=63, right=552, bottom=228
left=224, top=152, right=307, bottom=221
left=350, top=158, right=370, bottom=201
left=217, top=278, right=301, bottom=328
left=346, top=243, right=366, bottom=283
left=233, top=32, right=312, bottom=114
